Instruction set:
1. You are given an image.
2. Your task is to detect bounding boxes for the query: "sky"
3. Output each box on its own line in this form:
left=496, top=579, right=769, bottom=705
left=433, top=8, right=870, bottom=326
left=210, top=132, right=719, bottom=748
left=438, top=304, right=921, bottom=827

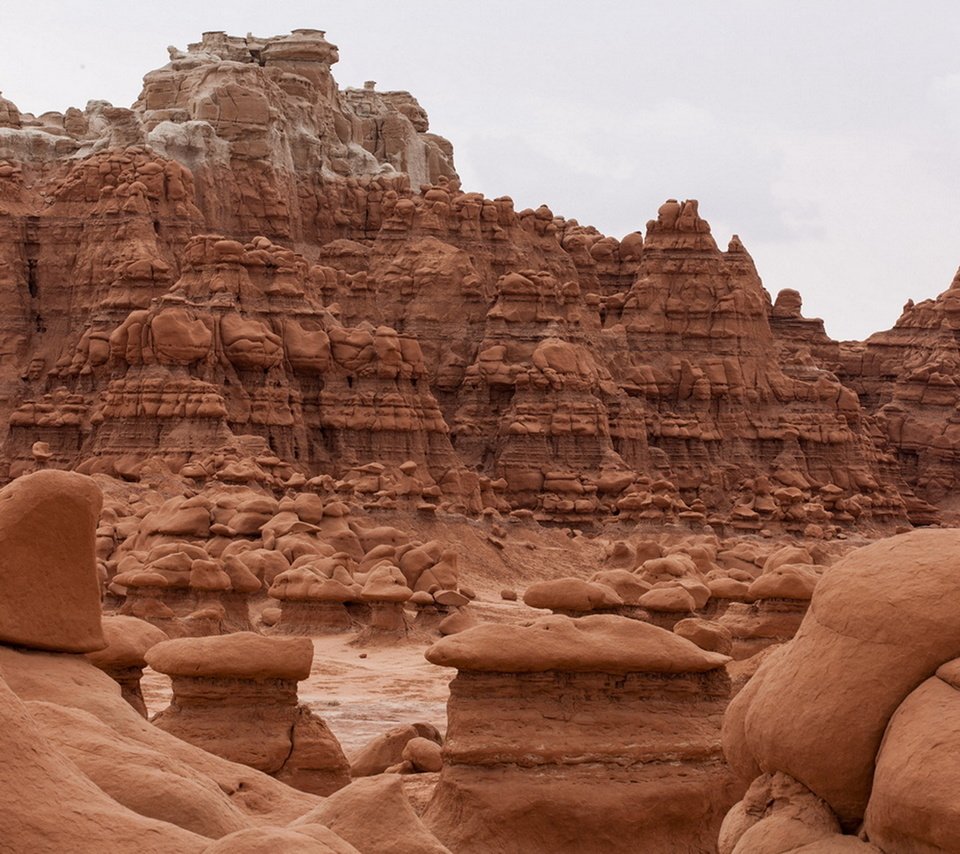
left=2, top=1, right=959, bottom=340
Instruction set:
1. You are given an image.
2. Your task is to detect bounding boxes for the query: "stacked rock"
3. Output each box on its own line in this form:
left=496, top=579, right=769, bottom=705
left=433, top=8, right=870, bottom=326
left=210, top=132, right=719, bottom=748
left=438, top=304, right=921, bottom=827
left=85, top=615, right=168, bottom=716
left=719, top=551, right=818, bottom=660
left=423, top=613, right=737, bottom=853
left=146, top=632, right=351, bottom=795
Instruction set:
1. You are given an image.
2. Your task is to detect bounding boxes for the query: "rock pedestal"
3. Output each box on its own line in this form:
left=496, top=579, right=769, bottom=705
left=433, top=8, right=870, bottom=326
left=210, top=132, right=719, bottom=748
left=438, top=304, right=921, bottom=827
left=146, top=632, right=350, bottom=795
left=423, top=614, right=739, bottom=853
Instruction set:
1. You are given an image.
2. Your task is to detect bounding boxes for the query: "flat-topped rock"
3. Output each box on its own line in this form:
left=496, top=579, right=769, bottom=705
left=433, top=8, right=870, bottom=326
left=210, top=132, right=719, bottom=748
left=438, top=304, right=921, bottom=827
left=522, top=577, right=623, bottom=612
left=86, top=615, right=169, bottom=716
left=146, top=632, right=313, bottom=681
left=426, top=613, right=729, bottom=674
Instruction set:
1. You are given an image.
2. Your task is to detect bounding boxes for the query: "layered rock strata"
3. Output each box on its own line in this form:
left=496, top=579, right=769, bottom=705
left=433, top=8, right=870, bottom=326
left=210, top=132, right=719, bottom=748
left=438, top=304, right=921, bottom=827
left=423, top=614, right=739, bottom=853
left=0, top=28, right=943, bottom=531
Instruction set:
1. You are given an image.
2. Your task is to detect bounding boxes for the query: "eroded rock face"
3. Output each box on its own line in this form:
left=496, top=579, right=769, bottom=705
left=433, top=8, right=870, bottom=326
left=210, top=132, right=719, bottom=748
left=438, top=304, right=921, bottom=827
left=836, top=269, right=960, bottom=522
left=423, top=615, right=740, bottom=853
left=0, top=28, right=946, bottom=532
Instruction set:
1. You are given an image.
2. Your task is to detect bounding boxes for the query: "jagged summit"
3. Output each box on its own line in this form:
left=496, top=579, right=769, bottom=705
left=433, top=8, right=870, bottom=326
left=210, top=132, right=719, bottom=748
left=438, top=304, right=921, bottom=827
left=0, top=28, right=956, bottom=531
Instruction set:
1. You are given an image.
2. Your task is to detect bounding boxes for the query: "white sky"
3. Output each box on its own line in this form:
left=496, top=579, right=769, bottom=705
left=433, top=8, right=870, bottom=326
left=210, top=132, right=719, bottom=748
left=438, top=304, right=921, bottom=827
left=3, top=0, right=959, bottom=340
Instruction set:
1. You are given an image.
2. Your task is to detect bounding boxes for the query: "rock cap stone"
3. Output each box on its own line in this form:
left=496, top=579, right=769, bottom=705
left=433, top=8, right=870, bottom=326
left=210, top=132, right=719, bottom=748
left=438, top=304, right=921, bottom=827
left=145, top=631, right=313, bottom=680
left=425, top=613, right=729, bottom=674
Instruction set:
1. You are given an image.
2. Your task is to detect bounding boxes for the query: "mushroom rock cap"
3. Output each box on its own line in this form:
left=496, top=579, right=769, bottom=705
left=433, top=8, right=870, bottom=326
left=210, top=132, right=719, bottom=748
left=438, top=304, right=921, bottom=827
left=0, top=470, right=105, bottom=653
left=360, top=565, right=412, bottom=602
left=589, top=569, right=651, bottom=603
left=85, top=616, right=168, bottom=670
left=708, top=577, right=753, bottom=599
left=425, top=613, right=729, bottom=674
left=748, top=564, right=818, bottom=601
left=523, top=577, right=623, bottom=611
left=268, top=566, right=356, bottom=601
left=145, top=632, right=313, bottom=680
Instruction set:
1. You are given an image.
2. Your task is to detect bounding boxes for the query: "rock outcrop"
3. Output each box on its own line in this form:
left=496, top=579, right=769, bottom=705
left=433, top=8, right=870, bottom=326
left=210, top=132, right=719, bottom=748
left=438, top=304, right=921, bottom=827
left=147, top=632, right=351, bottom=795
left=0, top=467, right=362, bottom=852
left=0, top=28, right=947, bottom=532
left=722, top=529, right=960, bottom=849
left=423, top=614, right=739, bottom=853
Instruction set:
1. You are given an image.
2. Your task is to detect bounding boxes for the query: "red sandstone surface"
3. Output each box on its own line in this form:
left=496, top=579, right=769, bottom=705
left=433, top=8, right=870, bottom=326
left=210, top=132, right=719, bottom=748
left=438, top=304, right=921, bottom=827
left=1, top=28, right=958, bottom=854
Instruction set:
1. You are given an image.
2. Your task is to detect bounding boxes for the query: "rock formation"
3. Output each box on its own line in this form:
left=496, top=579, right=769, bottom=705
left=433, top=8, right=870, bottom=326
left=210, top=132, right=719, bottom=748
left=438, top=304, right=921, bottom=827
left=147, top=632, right=352, bottom=795
left=0, top=469, right=332, bottom=849
left=0, top=27, right=952, bottom=533
left=722, top=529, right=960, bottom=849
left=9, top=21, right=960, bottom=854
left=423, top=614, right=739, bottom=853
left=85, top=614, right=168, bottom=716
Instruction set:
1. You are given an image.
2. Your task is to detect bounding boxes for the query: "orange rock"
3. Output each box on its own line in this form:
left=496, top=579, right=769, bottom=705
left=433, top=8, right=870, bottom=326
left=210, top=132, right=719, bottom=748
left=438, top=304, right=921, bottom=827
left=0, top=470, right=104, bottom=653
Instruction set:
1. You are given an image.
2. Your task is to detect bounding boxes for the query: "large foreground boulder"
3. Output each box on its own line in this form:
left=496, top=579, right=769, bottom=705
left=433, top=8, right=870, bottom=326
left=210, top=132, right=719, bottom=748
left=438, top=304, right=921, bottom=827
left=723, top=529, right=960, bottom=839
left=0, top=470, right=105, bottom=652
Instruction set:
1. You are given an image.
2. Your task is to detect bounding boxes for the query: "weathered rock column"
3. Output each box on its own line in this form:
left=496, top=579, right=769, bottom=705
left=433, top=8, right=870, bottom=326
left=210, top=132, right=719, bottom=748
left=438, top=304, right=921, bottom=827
left=422, top=613, right=740, bottom=853
left=146, top=632, right=351, bottom=795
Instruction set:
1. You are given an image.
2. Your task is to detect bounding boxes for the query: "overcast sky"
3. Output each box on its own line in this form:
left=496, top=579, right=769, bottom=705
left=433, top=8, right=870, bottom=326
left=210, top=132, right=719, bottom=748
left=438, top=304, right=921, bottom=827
left=3, top=1, right=958, bottom=340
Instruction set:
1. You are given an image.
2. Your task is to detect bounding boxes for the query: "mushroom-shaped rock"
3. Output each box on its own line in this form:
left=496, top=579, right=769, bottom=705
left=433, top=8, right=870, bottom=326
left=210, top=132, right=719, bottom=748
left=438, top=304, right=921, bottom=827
left=360, top=564, right=413, bottom=633
left=0, top=470, right=105, bottom=652
left=147, top=632, right=313, bottom=680
left=426, top=613, right=728, bottom=674
left=268, top=567, right=359, bottom=634
left=423, top=614, right=736, bottom=853
left=718, top=565, right=818, bottom=661
left=148, top=633, right=348, bottom=795
left=522, top=577, right=623, bottom=614
left=360, top=564, right=413, bottom=603
left=723, top=530, right=960, bottom=827
left=85, top=615, right=168, bottom=716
